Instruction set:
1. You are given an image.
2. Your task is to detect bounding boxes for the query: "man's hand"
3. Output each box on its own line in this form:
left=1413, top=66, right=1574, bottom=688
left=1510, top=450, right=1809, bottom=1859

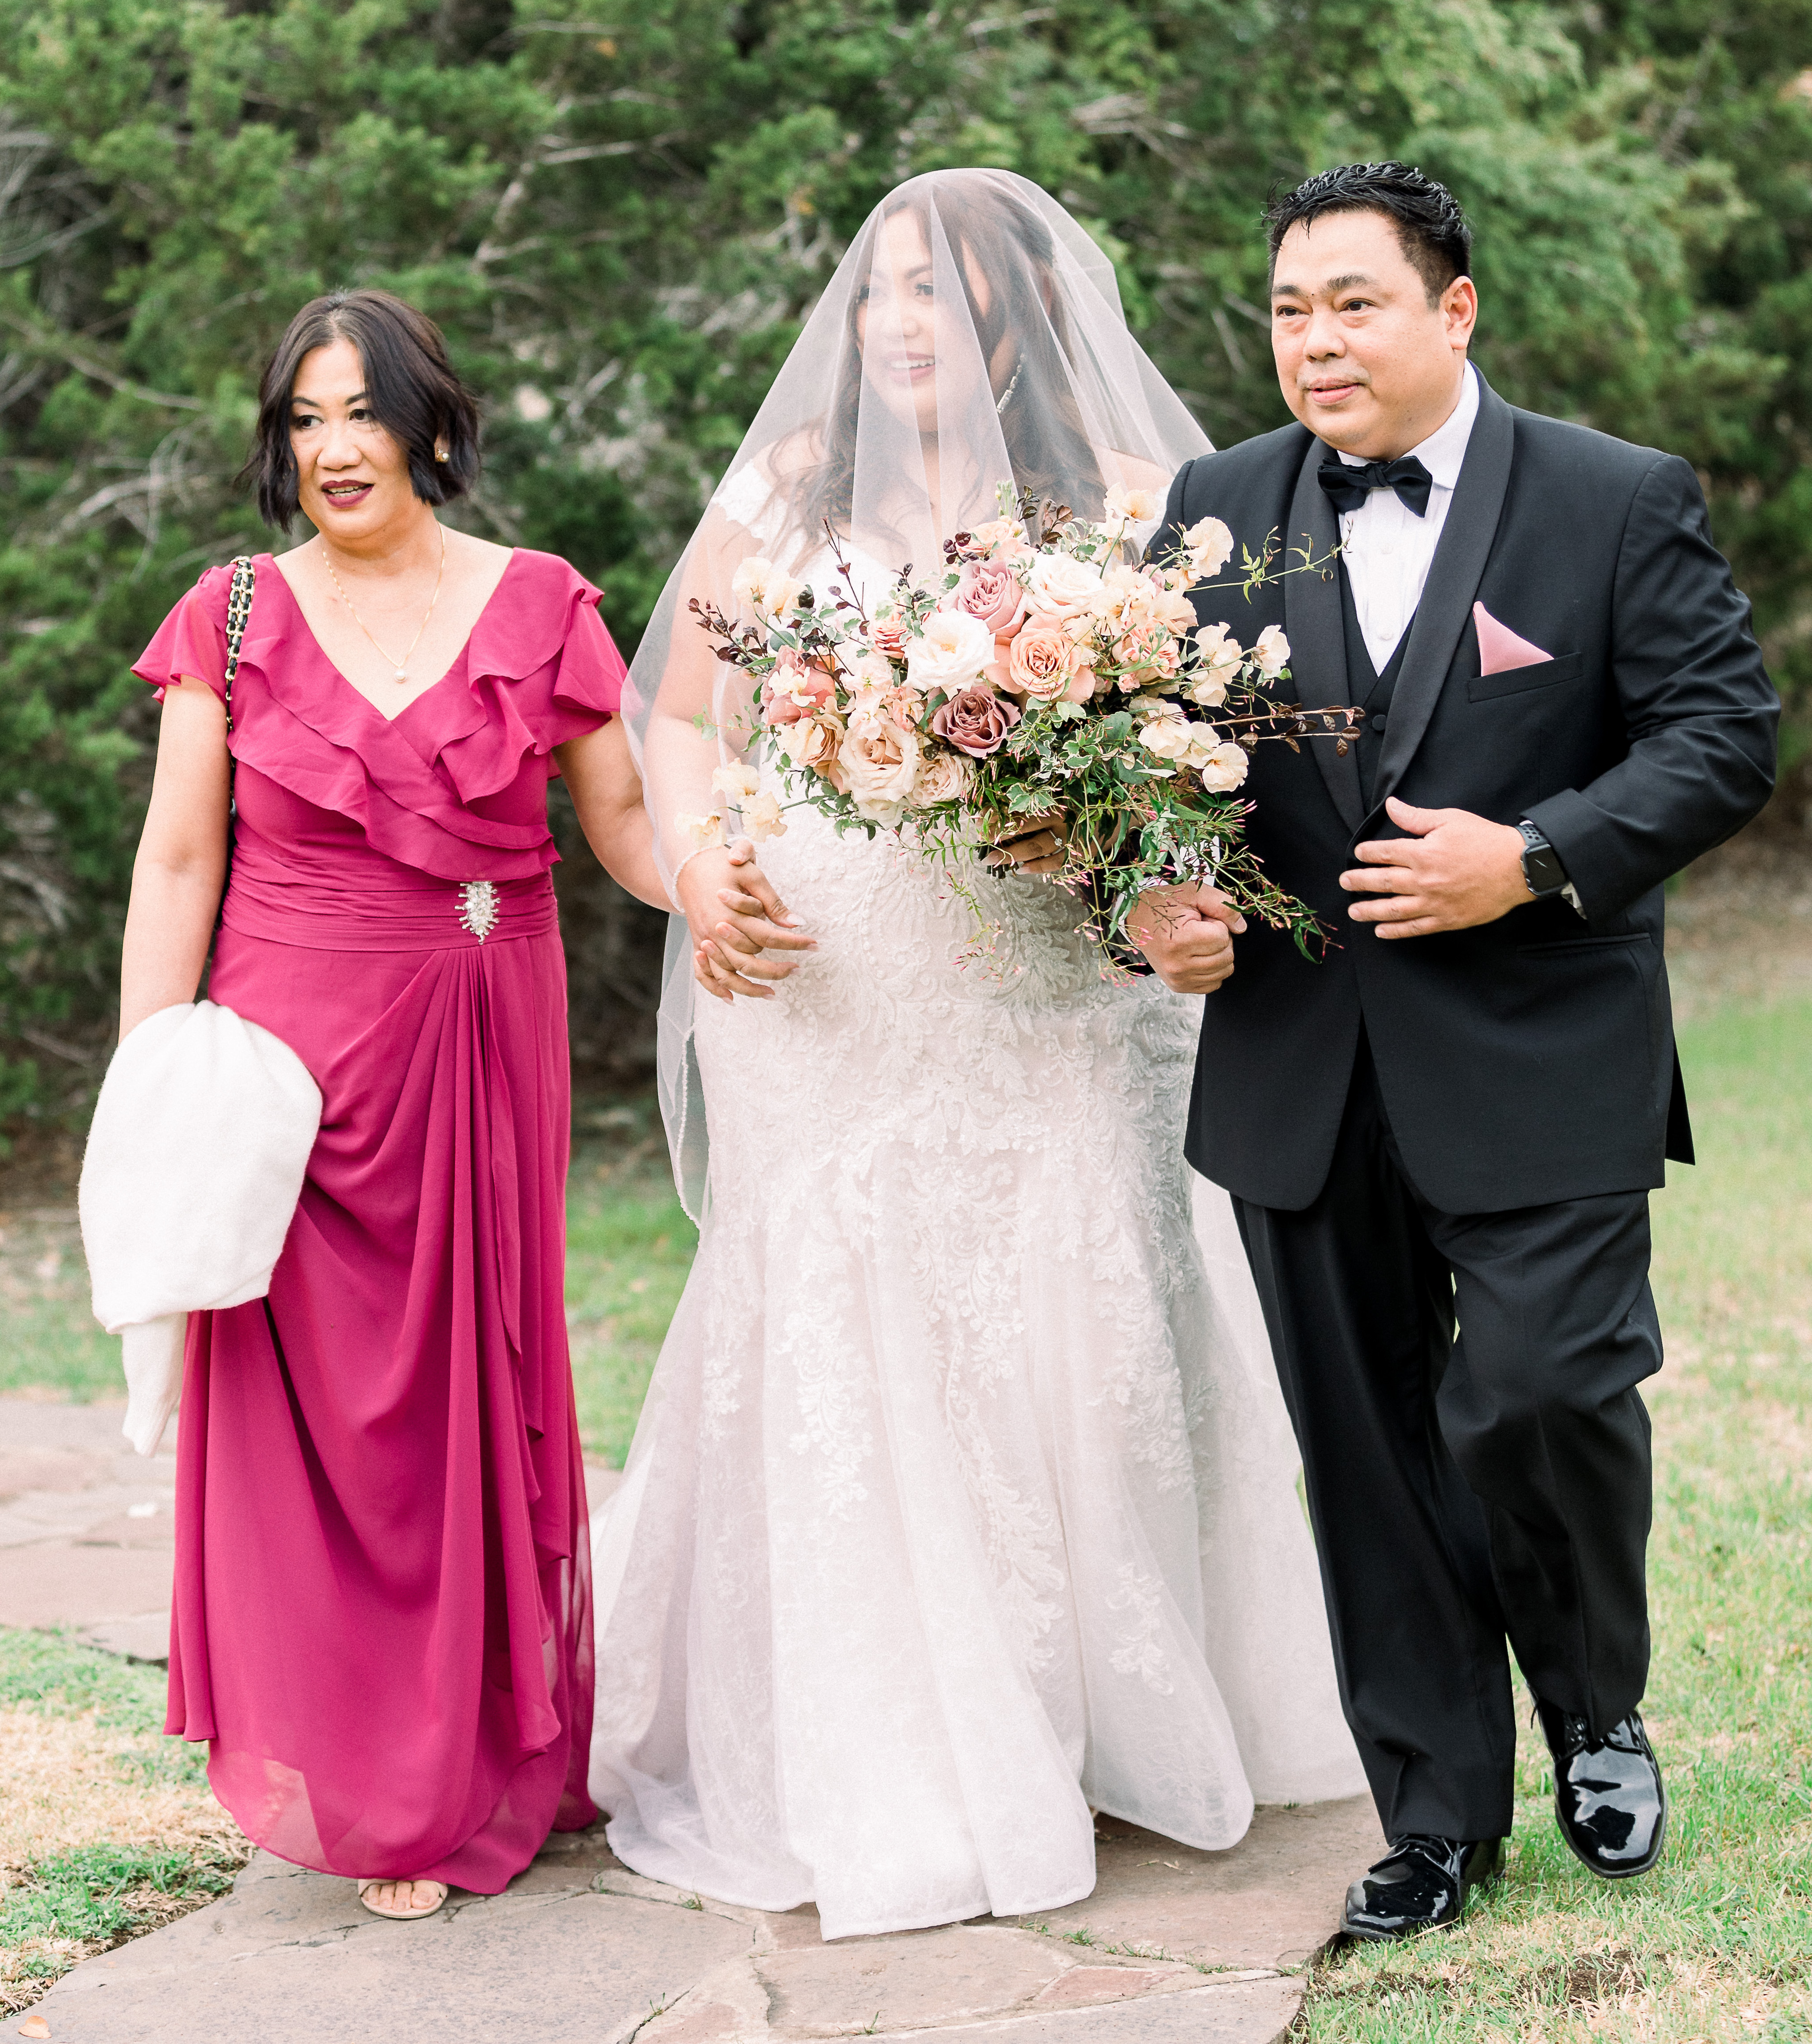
left=1341, top=796, right=1529, bottom=938
left=678, top=839, right=815, bottom=1000
left=1127, top=883, right=1247, bottom=994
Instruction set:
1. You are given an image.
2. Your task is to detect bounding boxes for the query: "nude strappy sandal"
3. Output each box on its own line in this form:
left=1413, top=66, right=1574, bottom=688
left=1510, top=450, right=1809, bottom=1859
left=357, top=1878, right=449, bottom=1920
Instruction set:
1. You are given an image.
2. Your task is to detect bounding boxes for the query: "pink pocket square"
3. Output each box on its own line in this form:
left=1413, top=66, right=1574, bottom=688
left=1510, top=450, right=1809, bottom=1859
left=1473, top=602, right=1552, bottom=675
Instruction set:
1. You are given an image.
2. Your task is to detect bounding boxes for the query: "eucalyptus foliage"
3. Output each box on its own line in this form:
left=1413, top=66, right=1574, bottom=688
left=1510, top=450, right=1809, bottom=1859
left=0, top=0, right=1804, bottom=1122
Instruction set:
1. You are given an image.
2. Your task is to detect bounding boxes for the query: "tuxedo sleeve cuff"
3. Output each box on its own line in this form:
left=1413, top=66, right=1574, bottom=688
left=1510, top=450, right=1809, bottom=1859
left=1522, top=788, right=1620, bottom=923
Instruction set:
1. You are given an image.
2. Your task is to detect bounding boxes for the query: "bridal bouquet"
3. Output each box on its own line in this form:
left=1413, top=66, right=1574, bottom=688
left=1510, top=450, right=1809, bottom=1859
left=685, top=487, right=1357, bottom=964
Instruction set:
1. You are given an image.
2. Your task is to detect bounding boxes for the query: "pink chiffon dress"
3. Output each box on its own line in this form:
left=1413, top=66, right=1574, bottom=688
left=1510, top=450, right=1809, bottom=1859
left=132, top=547, right=622, bottom=1892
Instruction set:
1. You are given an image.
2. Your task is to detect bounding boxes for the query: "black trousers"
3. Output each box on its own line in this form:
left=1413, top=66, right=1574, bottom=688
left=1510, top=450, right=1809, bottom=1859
left=1232, top=1037, right=1660, bottom=1841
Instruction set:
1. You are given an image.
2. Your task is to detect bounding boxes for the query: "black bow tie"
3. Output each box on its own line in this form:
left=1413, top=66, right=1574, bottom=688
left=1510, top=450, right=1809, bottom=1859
left=1318, top=452, right=1434, bottom=518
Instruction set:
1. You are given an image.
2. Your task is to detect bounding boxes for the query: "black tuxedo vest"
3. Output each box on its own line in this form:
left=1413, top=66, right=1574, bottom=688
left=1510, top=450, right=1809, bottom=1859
left=1338, top=567, right=1410, bottom=809
left=1155, top=372, right=1778, bottom=1214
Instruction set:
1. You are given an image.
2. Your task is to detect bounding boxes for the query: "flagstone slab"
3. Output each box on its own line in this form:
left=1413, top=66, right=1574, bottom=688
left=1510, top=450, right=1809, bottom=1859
left=1004, top=1802, right=1383, bottom=1971
left=33, top=1838, right=749, bottom=2044
left=0, top=1541, right=173, bottom=1635
left=28, top=1796, right=1359, bottom=2044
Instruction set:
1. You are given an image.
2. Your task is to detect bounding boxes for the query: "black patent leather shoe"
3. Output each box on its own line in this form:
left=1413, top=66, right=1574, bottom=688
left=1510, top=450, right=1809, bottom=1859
left=1340, top=1835, right=1504, bottom=1941
left=1535, top=1699, right=1666, bottom=1879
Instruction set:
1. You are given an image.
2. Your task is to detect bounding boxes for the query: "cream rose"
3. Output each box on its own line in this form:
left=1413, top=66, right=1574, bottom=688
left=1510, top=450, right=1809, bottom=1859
left=742, top=790, right=788, bottom=840
left=842, top=714, right=921, bottom=818
left=775, top=710, right=848, bottom=790
left=903, top=608, right=993, bottom=695
left=1025, top=550, right=1104, bottom=621
left=1254, top=624, right=1291, bottom=678
left=1182, top=516, right=1235, bottom=580
left=909, top=750, right=975, bottom=807
left=730, top=555, right=804, bottom=619
left=675, top=809, right=725, bottom=849
left=799, top=715, right=850, bottom=792
left=1106, top=483, right=1165, bottom=523
left=1193, top=739, right=1249, bottom=791
left=1190, top=622, right=1241, bottom=706
left=711, top=761, right=761, bottom=800
left=1138, top=718, right=1192, bottom=763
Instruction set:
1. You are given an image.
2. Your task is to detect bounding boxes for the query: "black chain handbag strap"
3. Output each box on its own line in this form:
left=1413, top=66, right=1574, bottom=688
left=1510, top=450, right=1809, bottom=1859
left=216, top=555, right=255, bottom=924
left=221, top=554, right=255, bottom=734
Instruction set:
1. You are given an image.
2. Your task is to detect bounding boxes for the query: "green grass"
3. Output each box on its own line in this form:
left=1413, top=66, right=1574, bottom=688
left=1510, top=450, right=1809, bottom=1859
left=0, top=1845, right=234, bottom=1973
left=0, top=1629, right=215, bottom=1798
left=1299, top=999, right=1812, bottom=2041
left=564, top=1137, right=697, bottom=1467
left=0, top=1628, right=189, bottom=1749
left=0, top=1215, right=120, bottom=1401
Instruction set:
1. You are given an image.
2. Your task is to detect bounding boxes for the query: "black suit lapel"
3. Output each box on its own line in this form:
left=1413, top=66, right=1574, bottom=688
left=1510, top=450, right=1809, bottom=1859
left=1370, top=373, right=1515, bottom=807
left=1282, top=431, right=1363, bottom=833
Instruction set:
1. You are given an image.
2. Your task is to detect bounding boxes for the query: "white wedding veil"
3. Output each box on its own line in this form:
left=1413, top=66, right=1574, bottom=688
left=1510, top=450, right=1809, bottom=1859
left=624, top=168, right=1213, bottom=1215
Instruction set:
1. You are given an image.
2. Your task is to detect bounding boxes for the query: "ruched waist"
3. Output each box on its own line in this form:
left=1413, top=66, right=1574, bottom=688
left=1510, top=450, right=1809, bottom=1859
left=222, top=838, right=558, bottom=953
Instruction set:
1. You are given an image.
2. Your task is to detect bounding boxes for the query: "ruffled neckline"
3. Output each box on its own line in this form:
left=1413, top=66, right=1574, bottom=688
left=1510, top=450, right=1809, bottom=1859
left=216, top=548, right=619, bottom=881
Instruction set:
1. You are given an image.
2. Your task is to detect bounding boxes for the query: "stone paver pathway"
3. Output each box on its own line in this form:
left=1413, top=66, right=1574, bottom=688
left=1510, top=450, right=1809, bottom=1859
left=4, top=1396, right=1380, bottom=2043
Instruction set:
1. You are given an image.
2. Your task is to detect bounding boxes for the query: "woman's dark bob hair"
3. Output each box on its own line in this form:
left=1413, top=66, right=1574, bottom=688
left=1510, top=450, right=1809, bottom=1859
left=240, top=289, right=482, bottom=529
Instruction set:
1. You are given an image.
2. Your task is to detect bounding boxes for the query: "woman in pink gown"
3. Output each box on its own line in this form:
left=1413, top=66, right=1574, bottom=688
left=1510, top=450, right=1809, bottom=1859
left=120, top=289, right=668, bottom=1914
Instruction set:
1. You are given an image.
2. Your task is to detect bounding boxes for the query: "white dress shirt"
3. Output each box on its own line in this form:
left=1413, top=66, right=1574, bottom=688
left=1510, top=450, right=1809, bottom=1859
left=1336, top=362, right=1479, bottom=674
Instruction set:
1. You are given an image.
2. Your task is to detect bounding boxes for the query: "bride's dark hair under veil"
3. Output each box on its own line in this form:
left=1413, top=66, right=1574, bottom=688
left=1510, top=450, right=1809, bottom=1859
left=623, top=166, right=1212, bottom=1212
left=787, top=177, right=1110, bottom=554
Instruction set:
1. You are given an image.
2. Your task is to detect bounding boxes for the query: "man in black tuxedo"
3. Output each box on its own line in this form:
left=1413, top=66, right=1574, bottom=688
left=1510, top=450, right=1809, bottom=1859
left=1134, top=162, right=1778, bottom=1938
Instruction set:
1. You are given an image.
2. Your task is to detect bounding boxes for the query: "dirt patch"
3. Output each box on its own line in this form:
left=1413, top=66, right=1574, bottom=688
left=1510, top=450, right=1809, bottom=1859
left=0, top=1708, right=238, bottom=1874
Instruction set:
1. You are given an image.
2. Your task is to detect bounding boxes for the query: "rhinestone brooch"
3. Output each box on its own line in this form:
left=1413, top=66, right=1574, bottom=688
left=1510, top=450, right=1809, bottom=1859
left=457, top=881, right=500, bottom=943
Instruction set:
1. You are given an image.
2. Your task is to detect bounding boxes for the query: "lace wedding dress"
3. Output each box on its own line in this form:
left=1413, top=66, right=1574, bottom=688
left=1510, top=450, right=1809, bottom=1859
left=590, top=772, right=1363, bottom=1944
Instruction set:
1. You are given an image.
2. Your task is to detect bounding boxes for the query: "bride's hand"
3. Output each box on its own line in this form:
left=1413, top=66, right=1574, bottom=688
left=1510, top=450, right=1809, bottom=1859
left=678, top=839, right=815, bottom=1002
left=985, top=810, right=1068, bottom=878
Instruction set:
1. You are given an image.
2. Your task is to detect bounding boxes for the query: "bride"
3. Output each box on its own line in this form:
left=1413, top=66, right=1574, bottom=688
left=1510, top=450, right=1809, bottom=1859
left=590, top=168, right=1363, bottom=1942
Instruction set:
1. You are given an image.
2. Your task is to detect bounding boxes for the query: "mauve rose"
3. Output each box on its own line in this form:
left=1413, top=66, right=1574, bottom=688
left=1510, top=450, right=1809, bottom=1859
left=931, top=685, right=1021, bottom=758
left=951, top=559, right=1028, bottom=638
left=1008, top=614, right=1080, bottom=703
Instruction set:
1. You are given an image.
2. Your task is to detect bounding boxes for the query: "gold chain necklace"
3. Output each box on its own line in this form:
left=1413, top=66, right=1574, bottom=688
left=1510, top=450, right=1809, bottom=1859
left=318, top=525, right=447, bottom=682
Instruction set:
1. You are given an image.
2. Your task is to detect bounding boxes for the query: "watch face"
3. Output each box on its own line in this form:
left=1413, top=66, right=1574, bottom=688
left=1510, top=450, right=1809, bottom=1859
left=1523, top=844, right=1567, bottom=895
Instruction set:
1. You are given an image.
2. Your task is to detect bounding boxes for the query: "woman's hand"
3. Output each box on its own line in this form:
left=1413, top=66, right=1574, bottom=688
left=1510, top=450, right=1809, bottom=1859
left=679, top=840, right=815, bottom=1001
left=985, top=809, right=1068, bottom=878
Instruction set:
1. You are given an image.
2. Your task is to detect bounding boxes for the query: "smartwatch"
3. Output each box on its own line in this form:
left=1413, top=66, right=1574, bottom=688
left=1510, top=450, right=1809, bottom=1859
left=1515, top=820, right=1569, bottom=899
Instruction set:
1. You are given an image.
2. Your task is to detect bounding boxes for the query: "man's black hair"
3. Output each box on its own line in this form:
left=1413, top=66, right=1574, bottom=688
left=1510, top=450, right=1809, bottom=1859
left=1265, top=163, right=1473, bottom=303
